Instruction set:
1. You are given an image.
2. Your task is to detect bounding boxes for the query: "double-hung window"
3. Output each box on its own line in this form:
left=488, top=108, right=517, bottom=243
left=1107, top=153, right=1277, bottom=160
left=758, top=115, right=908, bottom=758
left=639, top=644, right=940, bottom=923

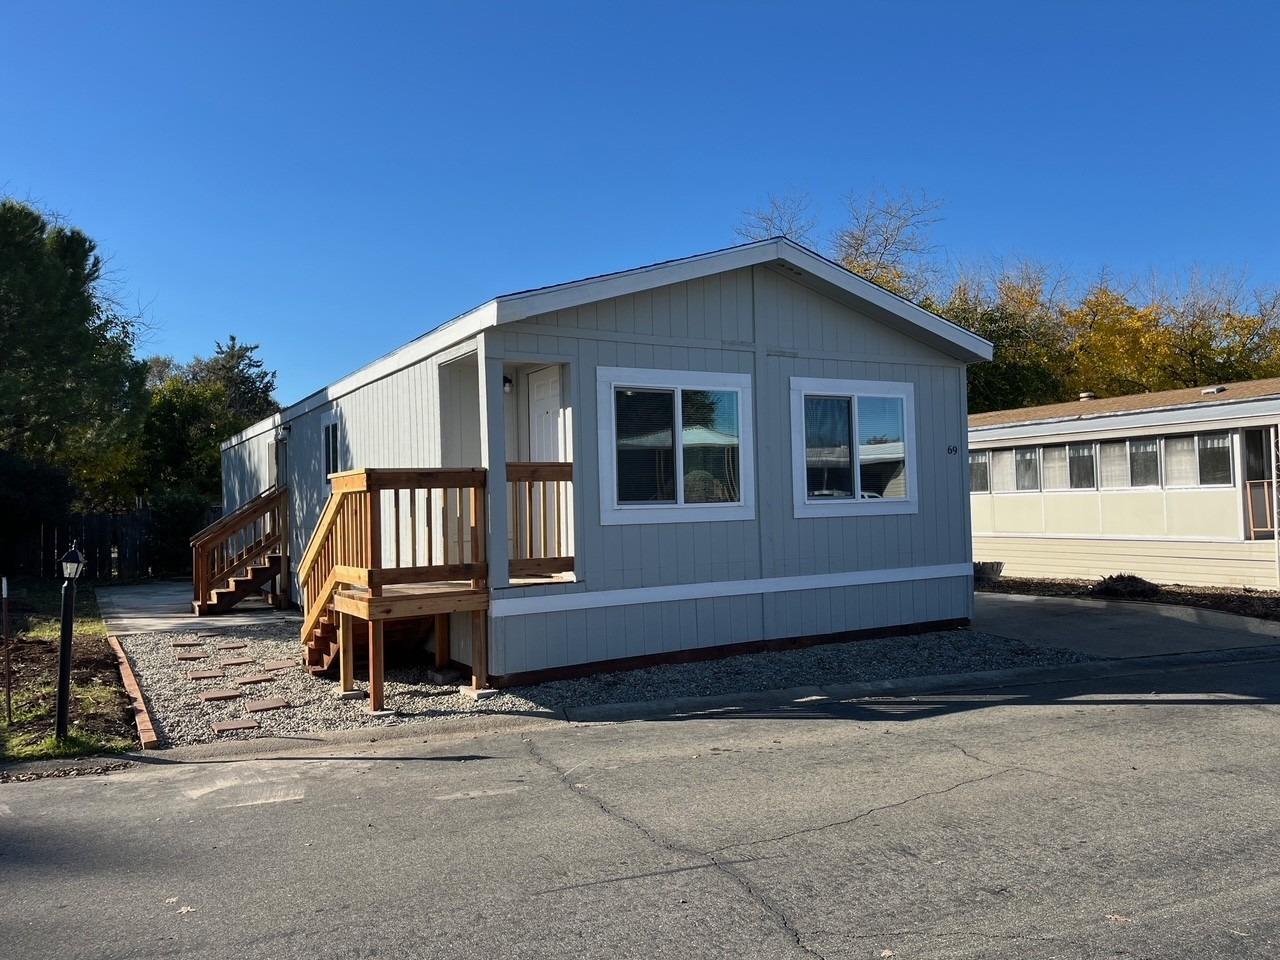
left=790, top=377, right=917, bottom=517
left=597, top=367, right=754, bottom=524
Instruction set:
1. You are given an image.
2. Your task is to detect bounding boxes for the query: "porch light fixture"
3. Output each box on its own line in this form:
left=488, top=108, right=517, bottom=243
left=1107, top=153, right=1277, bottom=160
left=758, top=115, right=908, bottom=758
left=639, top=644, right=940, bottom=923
left=503, top=376, right=513, bottom=394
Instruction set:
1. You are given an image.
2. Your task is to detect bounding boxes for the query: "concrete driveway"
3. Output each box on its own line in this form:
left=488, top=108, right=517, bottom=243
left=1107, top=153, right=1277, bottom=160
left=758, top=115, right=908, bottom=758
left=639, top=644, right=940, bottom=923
left=976, top=591, right=1280, bottom=659
left=3, top=648, right=1279, bottom=959
left=97, top=581, right=299, bottom=635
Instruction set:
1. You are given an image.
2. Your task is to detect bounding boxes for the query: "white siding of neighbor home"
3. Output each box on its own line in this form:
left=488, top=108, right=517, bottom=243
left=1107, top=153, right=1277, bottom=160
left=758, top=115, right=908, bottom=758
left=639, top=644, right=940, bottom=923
left=973, top=535, right=1277, bottom=589
left=484, top=264, right=973, bottom=676
left=969, top=419, right=1280, bottom=588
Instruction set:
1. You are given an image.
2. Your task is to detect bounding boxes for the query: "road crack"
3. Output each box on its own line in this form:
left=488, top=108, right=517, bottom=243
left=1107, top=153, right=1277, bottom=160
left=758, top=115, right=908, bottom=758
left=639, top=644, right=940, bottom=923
left=522, top=736, right=829, bottom=959
left=704, top=769, right=1009, bottom=856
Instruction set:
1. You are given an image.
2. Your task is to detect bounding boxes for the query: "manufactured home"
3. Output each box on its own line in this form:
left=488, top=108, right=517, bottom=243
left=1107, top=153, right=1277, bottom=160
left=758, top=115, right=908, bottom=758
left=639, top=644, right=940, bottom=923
left=970, top=378, right=1280, bottom=589
left=199, top=238, right=992, bottom=704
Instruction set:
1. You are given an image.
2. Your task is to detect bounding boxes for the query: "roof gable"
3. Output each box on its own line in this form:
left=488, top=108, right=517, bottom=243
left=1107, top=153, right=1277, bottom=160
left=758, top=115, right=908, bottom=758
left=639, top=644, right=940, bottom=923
left=493, top=238, right=993, bottom=364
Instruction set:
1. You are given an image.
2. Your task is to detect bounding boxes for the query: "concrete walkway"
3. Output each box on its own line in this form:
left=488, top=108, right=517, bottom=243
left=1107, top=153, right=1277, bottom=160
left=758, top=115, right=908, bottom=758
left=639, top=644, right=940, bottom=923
left=975, top=590, right=1280, bottom=658
left=97, top=580, right=299, bottom=636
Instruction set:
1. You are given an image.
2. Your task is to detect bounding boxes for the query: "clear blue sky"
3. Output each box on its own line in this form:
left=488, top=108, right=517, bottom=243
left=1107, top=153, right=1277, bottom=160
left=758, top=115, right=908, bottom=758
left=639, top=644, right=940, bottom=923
left=4, top=1, right=1278, bottom=404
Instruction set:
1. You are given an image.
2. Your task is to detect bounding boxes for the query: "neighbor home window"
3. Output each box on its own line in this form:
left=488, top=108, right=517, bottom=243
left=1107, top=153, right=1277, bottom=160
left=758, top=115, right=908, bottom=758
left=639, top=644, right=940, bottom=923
left=1041, top=445, right=1069, bottom=490
left=969, top=451, right=990, bottom=493
left=991, top=449, right=1016, bottom=492
left=322, top=418, right=341, bottom=482
left=1014, top=447, right=1040, bottom=491
left=1068, top=443, right=1096, bottom=489
left=1164, top=432, right=1233, bottom=487
left=597, top=367, right=754, bottom=524
left=1130, top=438, right=1160, bottom=486
left=1099, top=440, right=1129, bottom=488
left=789, top=377, right=916, bottom=517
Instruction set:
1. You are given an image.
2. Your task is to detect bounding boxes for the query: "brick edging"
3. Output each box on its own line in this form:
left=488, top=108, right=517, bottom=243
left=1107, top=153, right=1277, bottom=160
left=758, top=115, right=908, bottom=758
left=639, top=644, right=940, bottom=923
left=107, top=635, right=160, bottom=749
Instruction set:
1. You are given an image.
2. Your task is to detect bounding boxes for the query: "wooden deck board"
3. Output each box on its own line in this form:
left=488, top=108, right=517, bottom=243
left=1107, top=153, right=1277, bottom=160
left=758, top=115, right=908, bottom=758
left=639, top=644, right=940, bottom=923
left=333, top=581, right=489, bottom=621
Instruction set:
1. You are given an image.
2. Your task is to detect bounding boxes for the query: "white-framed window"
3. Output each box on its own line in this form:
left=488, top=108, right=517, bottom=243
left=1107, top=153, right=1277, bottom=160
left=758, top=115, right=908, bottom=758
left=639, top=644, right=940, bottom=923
left=1014, top=447, right=1040, bottom=491
left=596, top=367, right=755, bottom=525
left=789, top=377, right=917, bottom=518
left=969, top=450, right=990, bottom=493
left=321, top=415, right=341, bottom=483
left=1164, top=431, right=1233, bottom=487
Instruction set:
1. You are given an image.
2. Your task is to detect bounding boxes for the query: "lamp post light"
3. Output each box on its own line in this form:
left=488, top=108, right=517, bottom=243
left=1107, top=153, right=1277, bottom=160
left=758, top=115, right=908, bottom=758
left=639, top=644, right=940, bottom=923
left=55, top=543, right=85, bottom=742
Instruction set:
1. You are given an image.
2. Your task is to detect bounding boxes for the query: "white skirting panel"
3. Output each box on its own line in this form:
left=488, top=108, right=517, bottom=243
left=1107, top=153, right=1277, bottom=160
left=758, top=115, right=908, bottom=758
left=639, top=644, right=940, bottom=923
left=973, top=535, right=1279, bottom=590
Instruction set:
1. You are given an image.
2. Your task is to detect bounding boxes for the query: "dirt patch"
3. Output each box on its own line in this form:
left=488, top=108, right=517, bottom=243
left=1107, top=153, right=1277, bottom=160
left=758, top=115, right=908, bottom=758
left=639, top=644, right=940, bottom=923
left=0, top=579, right=136, bottom=761
left=981, top=575, right=1280, bottom=622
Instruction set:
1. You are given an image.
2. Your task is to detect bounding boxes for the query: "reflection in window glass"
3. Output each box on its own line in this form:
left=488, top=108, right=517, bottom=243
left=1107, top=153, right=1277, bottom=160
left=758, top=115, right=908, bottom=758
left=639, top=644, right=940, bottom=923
left=1197, top=432, right=1232, bottom=485
left=969, top=451, right=990, bottom=493
left=857, top=396, right=907, bottom=499
left=615, top=389, right=675, bottom=503
left=1099, top=441, right=1129, bottom=488
left=804, top=396, right=853, bottom=499
left=1130, top=438, right=1160, bottom=486
left=1068, top=443, right=1096, bottom=489
left=1041, top=445, right=1069, bottom=490
left=1015, top=448, right=1040, bottom=491
left=682, top=389, right=740, bottom=503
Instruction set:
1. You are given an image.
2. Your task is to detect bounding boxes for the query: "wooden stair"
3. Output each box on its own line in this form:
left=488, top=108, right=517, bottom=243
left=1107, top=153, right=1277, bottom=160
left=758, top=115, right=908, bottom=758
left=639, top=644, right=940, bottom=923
left=196, top=553, right=284, bottom=615
left=191, top=485, right=290, bottom=617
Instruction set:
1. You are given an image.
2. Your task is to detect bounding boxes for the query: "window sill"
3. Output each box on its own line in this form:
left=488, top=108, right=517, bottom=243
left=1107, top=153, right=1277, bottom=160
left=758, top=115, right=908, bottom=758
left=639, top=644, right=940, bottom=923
left=794, top=498, right=918, bottom=519
left=601, top=502, right=755, bottom=525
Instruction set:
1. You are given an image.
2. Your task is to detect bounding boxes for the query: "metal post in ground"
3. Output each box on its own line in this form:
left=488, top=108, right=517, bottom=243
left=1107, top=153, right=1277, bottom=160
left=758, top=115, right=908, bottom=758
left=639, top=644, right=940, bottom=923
left=3, top=576, right=11, bottom=726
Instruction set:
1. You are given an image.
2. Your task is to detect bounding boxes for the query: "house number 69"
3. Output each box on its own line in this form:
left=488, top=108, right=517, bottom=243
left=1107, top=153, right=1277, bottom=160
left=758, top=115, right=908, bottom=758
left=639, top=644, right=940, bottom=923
left=946, top=445, right=958, bottom=454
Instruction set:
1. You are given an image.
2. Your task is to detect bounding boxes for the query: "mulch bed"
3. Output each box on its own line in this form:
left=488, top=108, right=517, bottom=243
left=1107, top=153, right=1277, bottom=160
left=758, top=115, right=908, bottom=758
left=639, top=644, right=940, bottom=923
left=980, top=576, right=1280, bottom=622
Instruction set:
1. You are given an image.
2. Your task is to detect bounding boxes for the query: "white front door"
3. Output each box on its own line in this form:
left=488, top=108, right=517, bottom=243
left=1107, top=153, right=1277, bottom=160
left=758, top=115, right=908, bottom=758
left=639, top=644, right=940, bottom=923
left=528, top=365, right=564, bottom=461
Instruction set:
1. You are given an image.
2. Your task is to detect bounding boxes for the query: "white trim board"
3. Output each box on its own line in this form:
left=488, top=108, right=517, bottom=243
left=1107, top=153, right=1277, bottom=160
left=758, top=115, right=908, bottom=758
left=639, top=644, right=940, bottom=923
left=489, top=562, right=971, bottom=617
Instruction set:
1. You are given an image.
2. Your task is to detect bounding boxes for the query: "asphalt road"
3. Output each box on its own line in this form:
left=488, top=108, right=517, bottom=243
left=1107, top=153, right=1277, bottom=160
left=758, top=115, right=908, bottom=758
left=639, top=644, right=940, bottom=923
left=4, top=650, right=1280, bottom=960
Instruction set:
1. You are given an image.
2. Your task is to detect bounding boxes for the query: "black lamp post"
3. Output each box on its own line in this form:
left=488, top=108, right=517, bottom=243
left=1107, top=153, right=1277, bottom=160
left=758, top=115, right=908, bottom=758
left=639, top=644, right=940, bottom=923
left=55, top=543, right=85, bottom=742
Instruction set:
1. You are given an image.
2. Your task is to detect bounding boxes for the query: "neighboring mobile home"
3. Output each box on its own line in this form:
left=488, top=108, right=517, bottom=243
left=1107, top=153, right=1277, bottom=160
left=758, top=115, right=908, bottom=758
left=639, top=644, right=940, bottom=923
left=969, top=378, right=1280, bottom=589
left=205, top=239, right=992, bottom=699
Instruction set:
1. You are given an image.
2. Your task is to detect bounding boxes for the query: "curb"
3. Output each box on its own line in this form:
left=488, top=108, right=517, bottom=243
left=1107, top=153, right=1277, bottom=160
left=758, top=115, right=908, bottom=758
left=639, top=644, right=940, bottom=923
left=562, top=642, right=1280, bottom=723
left=107, top=636, right=160, bottom=750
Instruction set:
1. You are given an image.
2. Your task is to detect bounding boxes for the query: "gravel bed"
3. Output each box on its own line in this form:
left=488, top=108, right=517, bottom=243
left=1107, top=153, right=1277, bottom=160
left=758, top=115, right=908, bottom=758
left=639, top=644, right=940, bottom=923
left=119, top=624, right=1093, bottom=747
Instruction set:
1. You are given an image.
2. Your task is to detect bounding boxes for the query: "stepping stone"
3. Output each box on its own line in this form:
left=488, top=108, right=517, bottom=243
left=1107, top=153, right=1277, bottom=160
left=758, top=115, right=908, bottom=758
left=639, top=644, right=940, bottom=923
left=186, top=669, right=224, bottom=681
left=176, top=651, right=209, bottom=661
left=221, top=658, right=254, bottom=668
left=198, top=689, right=241, bottom=703
left=263, top=659, right=297, bottom=671
left=173, top=639, right=204, bottom=648
left=244, top=697, right=290, bottom=713
left=217, top=642, right=248, bottom=651
left=235, top=672, right=274, bottom=686
left=212, top=718, right=258, bottom=734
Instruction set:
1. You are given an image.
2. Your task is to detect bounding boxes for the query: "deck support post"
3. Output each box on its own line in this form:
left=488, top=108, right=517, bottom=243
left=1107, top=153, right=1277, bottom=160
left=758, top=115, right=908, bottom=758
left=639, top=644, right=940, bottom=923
left=470, top=609, right=489, bottom=689
left=368, top=621, right=386, bottom=712
left=338, top=611, right=355, bottom=694
left=434, top=613, right=450, bottom=669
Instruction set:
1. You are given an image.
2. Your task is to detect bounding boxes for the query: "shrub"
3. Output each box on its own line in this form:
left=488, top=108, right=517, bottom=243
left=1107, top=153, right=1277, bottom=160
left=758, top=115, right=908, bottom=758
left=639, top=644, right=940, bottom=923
left=1090, top=573, right=1159, bottom=600
left=973, top=560, right=1004, bottom=584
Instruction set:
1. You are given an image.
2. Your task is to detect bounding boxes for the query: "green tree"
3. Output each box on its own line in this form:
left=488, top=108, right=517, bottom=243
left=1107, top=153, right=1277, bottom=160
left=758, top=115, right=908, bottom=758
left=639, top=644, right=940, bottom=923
left=0, top=198, right=148, bottom=508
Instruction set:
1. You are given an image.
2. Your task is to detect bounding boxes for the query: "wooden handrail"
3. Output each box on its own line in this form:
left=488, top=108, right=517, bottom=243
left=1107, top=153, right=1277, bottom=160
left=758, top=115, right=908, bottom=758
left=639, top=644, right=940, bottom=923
left=192, top=485, right=288, bottom=610
left=506, top=461, right=573, bottom=483
left=298, top=467, right=489, bottom=644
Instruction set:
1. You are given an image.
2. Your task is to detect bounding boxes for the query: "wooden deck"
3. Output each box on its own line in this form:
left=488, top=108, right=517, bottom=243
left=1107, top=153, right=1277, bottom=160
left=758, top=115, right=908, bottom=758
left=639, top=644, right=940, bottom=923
left=333, top=581, right=488, bottom=620
left=296, top=464, right=574, bottom=712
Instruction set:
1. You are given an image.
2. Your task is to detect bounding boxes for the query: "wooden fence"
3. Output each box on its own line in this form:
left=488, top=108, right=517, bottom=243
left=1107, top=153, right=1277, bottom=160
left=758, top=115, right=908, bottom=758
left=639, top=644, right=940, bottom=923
left=4, top=511, right=153, bottom=581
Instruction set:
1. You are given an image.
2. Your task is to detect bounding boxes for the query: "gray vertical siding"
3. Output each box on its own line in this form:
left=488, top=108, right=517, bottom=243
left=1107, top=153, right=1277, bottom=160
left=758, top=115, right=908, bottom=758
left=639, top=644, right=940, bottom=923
left=221, top=264, right=975, bottom=677
left=485, top=265, right=973, bottom=675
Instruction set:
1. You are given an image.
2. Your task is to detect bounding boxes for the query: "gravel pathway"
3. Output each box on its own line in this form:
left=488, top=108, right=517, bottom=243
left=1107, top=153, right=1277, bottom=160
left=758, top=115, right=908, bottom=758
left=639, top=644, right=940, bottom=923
left=118, top=624, right=1092, bottom=747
